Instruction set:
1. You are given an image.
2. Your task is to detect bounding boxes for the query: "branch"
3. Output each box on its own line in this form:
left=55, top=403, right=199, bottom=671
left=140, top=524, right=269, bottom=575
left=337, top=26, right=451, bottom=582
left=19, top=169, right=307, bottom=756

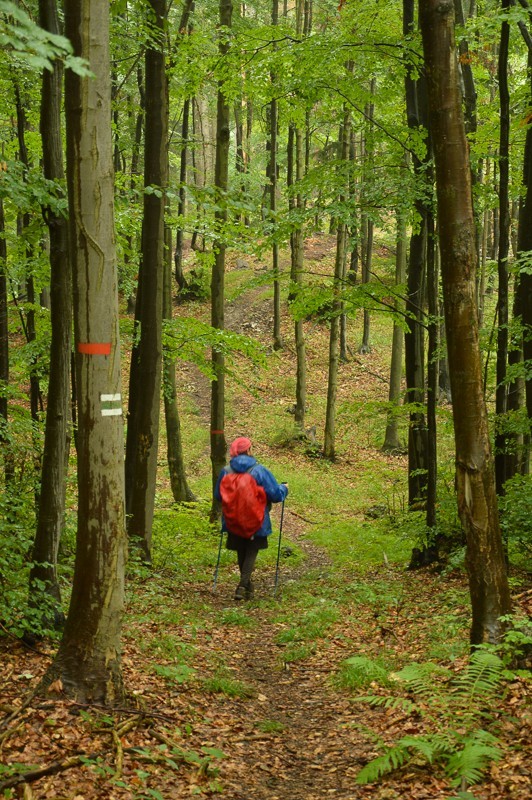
left=509, top=0, right=532, bottom=51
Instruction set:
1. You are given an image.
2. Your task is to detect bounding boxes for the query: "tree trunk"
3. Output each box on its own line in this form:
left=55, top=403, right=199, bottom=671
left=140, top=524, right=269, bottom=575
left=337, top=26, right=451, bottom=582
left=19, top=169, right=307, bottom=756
left=175, top=96, right=190, bottom=290
left=495, top=4, right=510, bottom=496
left=426, top=213, right=438, bottom=530
left=517, top=50, right=532, bottom=473
left=403, top=0, right=429, bottom=507
left=420, top=0, right=511, bottom=644
left=271, top=0, right=282, bottom=351
left=0, top=199, right=12, bottom=486
left=29, top=0, right=72, bottom=628
left=163, top=226, right=196, bottom=503
left=50, top=0, right=127, bottom=703
left=359, top=82, right=375, bottom=355
left=14, top=87, right=43, bottom=492
left=210, top=0, right=232, bottom=510
left=125, top=0, right=167, bottom=562
left=382, top=206, right=407, bottom=453
left=289, top=124, right=307, bottom=428
left=323, top=109, right=350, bottom=460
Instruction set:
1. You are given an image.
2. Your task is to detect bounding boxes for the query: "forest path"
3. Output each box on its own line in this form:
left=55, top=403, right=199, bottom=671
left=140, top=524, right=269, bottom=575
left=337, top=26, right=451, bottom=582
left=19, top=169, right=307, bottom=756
left=185, top=520, right=376, bottom=800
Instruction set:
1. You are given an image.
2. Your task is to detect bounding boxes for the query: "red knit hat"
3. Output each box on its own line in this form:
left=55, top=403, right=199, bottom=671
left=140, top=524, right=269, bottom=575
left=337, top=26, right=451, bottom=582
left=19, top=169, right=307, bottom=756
left=229, top=436, right=252, bottom=457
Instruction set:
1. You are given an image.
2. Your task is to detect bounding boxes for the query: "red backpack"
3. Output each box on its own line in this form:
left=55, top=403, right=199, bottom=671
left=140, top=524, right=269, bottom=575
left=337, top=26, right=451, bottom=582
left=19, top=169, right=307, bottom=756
left=219, top=466, right=267, bottom=538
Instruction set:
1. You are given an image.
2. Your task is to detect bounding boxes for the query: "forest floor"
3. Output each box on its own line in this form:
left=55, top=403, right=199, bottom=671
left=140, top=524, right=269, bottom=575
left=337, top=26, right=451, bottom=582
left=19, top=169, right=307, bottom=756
left=1, top=235, right=531, bottom=799
left=1, top=528, right=530, bottom=800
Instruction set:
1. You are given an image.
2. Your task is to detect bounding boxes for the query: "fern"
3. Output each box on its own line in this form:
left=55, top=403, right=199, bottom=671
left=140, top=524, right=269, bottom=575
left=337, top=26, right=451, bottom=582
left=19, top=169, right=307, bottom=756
left=357, top=694, right=415, bottom=714
left=336, top=655, right=391, bottom=690
left=446, top=730, right=502, bottom=786
left=454, top=651, right=505, bottom=703
left=356, top=733, right=450, bottom=785
left=354, top=651, right=507, bottom=790
left=393, top=661, right=450, bottom=700
left=356, top=742, right=411, bottom=784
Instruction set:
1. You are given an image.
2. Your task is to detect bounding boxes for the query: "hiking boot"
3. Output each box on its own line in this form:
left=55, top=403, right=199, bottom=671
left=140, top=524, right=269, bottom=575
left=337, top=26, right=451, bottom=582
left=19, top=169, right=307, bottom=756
left=234, top=584, right=246, bottom=601
left=245, top=580, right=254, bottom=600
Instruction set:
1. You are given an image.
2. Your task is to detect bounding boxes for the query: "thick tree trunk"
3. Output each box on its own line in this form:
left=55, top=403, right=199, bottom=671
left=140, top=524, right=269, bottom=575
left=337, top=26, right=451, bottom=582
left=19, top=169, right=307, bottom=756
left=210, top=0, right=232, bottom=510
left=50, top=0, right=126, bottom=703
left=125, top=0, right=166, bottom=562
left=29, top=0, right=72, bottom=628
left=420, top=0, right=511, bottom=644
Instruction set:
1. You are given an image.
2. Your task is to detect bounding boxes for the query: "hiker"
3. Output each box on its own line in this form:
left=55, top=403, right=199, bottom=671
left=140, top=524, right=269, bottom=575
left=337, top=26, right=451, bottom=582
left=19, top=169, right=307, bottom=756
left=215, top=436, right=288, bottom=601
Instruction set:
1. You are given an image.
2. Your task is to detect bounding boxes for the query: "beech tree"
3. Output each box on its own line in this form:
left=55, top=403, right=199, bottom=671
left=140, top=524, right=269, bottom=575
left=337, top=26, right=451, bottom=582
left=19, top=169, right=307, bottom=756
left=48, top=0, right=127, bottom=702
left=29, top=0, right=71, bottom=629
left=210, top=0, right=232, bottom=502
left=125, top=0, right=167, bottom=562
left=420, top=0, right=512, bottom=644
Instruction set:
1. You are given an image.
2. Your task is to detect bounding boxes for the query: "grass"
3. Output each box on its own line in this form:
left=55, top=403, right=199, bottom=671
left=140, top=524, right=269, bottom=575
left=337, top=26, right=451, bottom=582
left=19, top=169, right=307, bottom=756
left=333, top=655, right=392, bottom=691
left=217, top=608, right=257, bottom=628
left=255, top=719, right=285, bottom=734
left=202, top=671, right=255, bottom=698
left=309, top=517, right=412, bottom=571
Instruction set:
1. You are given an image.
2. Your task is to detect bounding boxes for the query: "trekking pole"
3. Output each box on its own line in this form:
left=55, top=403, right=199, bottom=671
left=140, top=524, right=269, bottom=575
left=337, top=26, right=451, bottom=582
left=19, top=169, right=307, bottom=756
left=273, top=498, right=285, bottom=597
left=212, top=528, right=224, bottom=592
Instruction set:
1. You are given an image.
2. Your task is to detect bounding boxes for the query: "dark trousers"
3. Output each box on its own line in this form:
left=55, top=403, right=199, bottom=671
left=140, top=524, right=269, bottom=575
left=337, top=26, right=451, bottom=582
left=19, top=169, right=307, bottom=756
left=226, top=533, right=267, bottom=587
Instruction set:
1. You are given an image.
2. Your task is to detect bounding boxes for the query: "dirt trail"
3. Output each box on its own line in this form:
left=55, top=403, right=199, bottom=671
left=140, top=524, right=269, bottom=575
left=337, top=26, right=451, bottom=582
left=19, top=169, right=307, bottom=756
left=184, top=521, right=380, bottom=800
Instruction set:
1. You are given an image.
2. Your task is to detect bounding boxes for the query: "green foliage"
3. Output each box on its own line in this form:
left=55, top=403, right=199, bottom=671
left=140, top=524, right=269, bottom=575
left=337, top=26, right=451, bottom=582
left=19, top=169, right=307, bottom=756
left=0, top=485, right=61, bottom=639
left=335, top=655, right=392, bottom=691
left=162, top=316, right=266, bottom=382
left=202, top=670, right=254, bottom=698
left=480, top=615, right=532, bottom=672
left=218, top=607, right=257, bottom=628
left=275, top=604, right=339, bottom=644
left=255, top=719, right=285, bottom=734
left=152, top=663, right=196, bottom=685
left=355, top=651, right=509, bottom=788
left=0, top=1, right=90, bottom=74
left=499, top=474, right=532, bottom=566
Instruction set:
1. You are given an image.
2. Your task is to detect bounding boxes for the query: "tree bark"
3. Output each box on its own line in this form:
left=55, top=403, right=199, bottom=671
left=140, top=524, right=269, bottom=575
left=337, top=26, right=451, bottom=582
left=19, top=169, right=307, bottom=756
left=163, top=227, right=196, bottom=503
left=50, top=0, right=127, bottom=702
left=291, top=125, right=307, bottom=428
left=516, top=49, right=532, bottom=473
left=29, top=0, right=73, bottom=627
left=0, top=199, right=12, bottom=486
left=323, top=111, right=349, bottom=460
left=403, top=0, right=429, bottom=507
left=495, top=3, right=511, bottom=495
left=359, top=80, right=375, bottom=355
left=125, top=0, right=167, bottom=562
left=383, top=206, right=407, bottom=452
left=175, top=96, right=190, bottom=290
left=426, top=212, right=438, bottom=530
left=210, top=0, right=232, bottom=510
left=420, top=0, right=512, bottom=644
left=271, top=0, right=282, bottom=351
